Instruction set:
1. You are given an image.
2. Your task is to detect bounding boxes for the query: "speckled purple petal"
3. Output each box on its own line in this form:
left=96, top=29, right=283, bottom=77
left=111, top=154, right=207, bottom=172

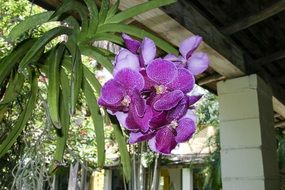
left=167, top=96, right=189, bottom=121
left=187, top=52, right=209, bottom=75
left=129, top=131, right=155, bottom=144
left=179, top=35, right=202, bottom=59
left=150, top=111, right=168, bottom=129
left=153, top=90, right=184, bottom=111
left=139, top=37, right=156, bottom=66
left=175, top=118, right=196, bottom=143
left=98, top=97, right=125, bottom=113
left=140, top=70, right=156, bottom=91
left=146, top=58, right=178, bottom=85
left=122, top=33, right=141, bottom=54
left=113, top=49, right=140, bottom=76
left=132, top=88, right=146, bottom=117
left=125, top=105, right=152, bottom=132
left=115, top=69, right=144, bottom=92
left=100, top=79, right=125, bottom=104
left=155, top=127, right=177, bottom=154
left=167, top=68, right=195, bottom=93
left=188, top=95, right=202, bottom=105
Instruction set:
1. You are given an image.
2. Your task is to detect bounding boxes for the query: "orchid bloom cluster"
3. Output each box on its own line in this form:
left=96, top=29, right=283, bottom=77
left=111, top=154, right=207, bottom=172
left=98, top=34, right=209, bottom=154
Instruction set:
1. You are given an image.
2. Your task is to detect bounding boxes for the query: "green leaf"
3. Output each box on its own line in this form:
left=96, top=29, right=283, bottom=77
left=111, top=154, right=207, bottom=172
left=80, top=45, right=113, bottom=73
left=88, top=33, right=123, bottom=45
left=99, top=0, right=110, bottom=24
left=84, top=0, right=99, bottom=35
left=106, top=0, right=176, bottom=23
left=66, top=42, right=83, bottom=115
left=0, top=73, right=25, bottom=105
left=18, top=26, right=72, bottom=71
left=0, top=39, right=36, bottom=86
left=8, top=11, right=55, bottom=41
left=0, top=75, right=38, bottom=158
left=82, top=65, right=102, bottom=92
left=51, top=0, right=89, bottom=34
left=83, top=78, right=105, bottom=167
left=106, top=0, right=120, bottom=20
left=47, top=44, right=65, bottom=129
left=97, top=23, right=178, bottom=54
left=109, top=115, right=131, bottom=182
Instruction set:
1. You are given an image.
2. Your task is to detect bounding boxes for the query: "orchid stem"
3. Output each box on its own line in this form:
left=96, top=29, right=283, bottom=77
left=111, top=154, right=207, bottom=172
left=151, top=153, right=160, bottom=190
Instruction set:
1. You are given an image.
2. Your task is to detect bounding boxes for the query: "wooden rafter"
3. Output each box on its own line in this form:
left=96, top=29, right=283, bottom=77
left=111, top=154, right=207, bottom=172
left=221, top=0, right=285, bottom=34
left=254, top=49, right=285, bottom=66
left=197, top=74, right=225, bottom=86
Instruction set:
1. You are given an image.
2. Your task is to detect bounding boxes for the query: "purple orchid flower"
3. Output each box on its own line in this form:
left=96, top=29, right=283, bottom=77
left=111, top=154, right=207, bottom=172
left=164, top=35, right=209, bottom=75
left=145, top=59, right=195, bottom=111
left=98, top=69, right=145, bottom=117
left=122, top=34, right=156, bottom=67
left=148, top=110, right=197, bottom=154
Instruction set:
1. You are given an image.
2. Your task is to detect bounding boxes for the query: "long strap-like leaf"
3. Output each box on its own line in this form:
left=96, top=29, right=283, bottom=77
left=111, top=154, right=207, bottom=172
left=106, top=0, right=176, bottom=24
left=80, top=45, right=113, bottom=73
left=109, top=115, right=131, bottom=182
left=18, top=26, right=72, bottom=71
left=0, top=75, right=38, bottom=158
left=47, top=44, right=65, bottom=129
left=8, top=11, right=55, bottom=41
left=83, top=79, right=105, bottom=167
left=0, top=39, right=36, bottom=86
left=97, top=23, right=178, bottom=55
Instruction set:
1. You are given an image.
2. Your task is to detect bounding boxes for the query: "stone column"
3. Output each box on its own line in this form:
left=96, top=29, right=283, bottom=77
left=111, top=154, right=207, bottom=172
left=182, top=168, right=193, bottom=190
left=217, top=74, right=279, bottom=190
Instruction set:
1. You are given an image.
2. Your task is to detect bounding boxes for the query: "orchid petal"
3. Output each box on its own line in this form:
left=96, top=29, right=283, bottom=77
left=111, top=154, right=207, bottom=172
left=183, top=109, right=198, bottom=124
left=188, top=95, right=202, bottom=105
left=125, top=105, right=152, bottom=132
left=113, top=49, right=140, bottom=75
left=140, top=70, right=156, bottom=91
left=132, top=88, right=146, bottom=117
left=98, top=97, right=125, bottom=113
left=139, top=37, right=156, bottom=66
left=100, top=79, right=125, bottom=104
left=167, top=68, right=195, bottom=93
left=155, top=127, right=177, bottom=154
left=115, top=69, right=144, bottom=92
left=122, top=33, right=141, bottom=54
left=153, top=90, right=184, bottom=111
left=129, top=131, right=155, bottom=144
left=146, top=59, right=178, bottom=85
left=150, top=111, right=168, bottom=129
left=115, top=111, right=128, bottom=128
left=167, top=96, right=189, bottom=121
left=187, top=52, right=209, bottom=75
left=179, top=35, right=202, bottom=59
left=175, top=118, right=195, bottom=143
left=148, top=137, right=158, bottom=152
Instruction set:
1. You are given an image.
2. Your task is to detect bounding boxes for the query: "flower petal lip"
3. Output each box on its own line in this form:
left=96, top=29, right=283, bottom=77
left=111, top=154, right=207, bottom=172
left=122, top=33, right=141, bottom=54
left=153, top=90, right=184, bottom=111
left=114, top=69, right=145, bottom=92
left=125, top=105, right=153, bottom=133
left=167, top=96, right=189, bottom=121
left=146, top=58, right=178, bottom=85
left=188, top=95, right=202, bottom=105
left=113, top=49, right=140, bottom=76
left=139, top=37, right=156, bottom=66
left=179, top=35, right=202, bottom=59
left=98, top=97, right=125, bottom=113
left=132, top=88, right=146, bottom=117
left=167, top=68, right=195, bottom=93
left=129, top=131, right=155, bottom=144
left=187, top=52, right=209, bottom=75
left=155, top=127, right=177, bottom=154
left=175, top=118, right=196, bottom=143
left=100, top=79, right=125, bottom=105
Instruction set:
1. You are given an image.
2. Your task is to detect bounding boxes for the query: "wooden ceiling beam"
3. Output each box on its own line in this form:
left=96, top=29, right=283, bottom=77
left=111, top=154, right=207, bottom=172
left=254, top=49, right=285, bottom=65
left=197, top=74, right=226, bottom=86
left=221, top=0, right=285, bottom=35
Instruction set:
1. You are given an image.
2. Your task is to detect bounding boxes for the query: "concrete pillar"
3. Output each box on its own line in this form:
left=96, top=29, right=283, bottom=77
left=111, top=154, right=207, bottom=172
left=182, top=168, right=193, bottom=190
left=217, top=74, right=279, bottom=190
